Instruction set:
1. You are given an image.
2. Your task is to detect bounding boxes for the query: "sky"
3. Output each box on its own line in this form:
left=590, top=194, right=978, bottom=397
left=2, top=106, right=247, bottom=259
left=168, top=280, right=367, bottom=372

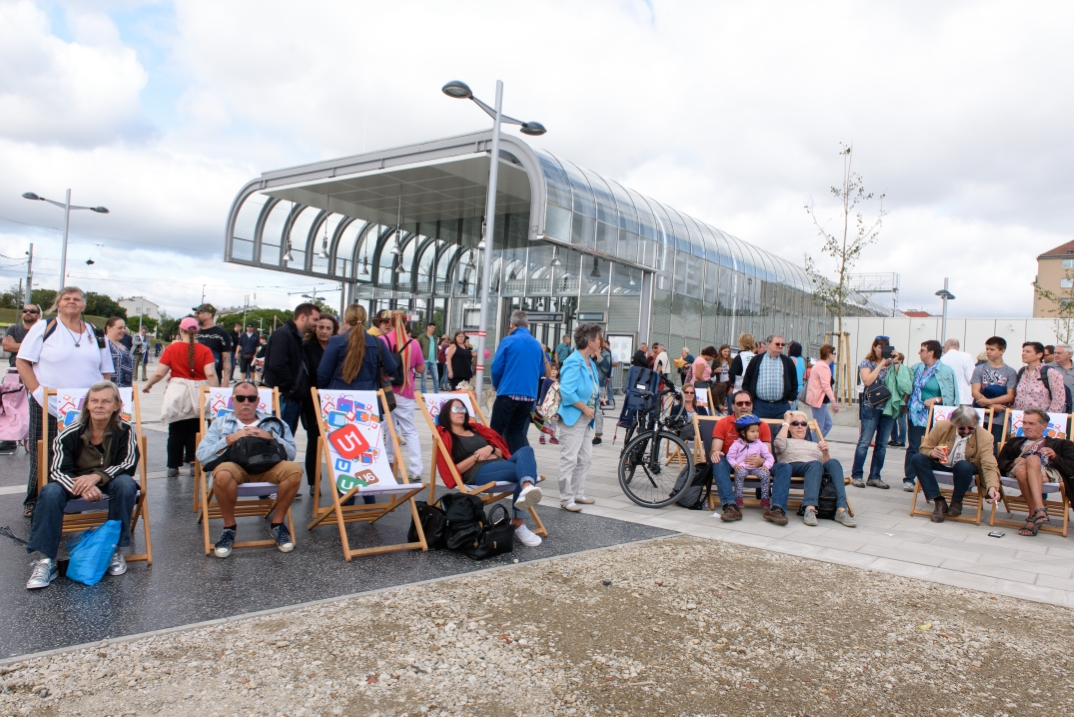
left=0, top=0, right=1070, bottom=319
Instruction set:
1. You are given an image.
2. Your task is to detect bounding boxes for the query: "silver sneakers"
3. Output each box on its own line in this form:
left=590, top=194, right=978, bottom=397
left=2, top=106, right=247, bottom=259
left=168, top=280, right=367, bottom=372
left=27, top=558, right=58, bottom=589
left=802, top=507, right=818, bottom=526
left=852, top=479, right=866, bottom=488
left=835, top=509, right=857, bottom=528
left=514, top=484, right=543, bottom=512
left=107, top=549, right=127, bottom=576
left=903, top=481, right=916, bottom=492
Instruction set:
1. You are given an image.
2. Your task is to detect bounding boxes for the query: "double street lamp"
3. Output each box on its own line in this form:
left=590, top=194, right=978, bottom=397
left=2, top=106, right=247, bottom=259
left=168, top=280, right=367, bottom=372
left=441, top=80, right=546, bottom=390
left=22, top=189, right=109, bottom=293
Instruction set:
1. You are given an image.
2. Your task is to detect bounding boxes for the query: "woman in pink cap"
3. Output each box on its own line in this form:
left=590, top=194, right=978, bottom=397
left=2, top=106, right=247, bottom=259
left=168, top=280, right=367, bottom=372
left=144, top=317, right=218, bottom=477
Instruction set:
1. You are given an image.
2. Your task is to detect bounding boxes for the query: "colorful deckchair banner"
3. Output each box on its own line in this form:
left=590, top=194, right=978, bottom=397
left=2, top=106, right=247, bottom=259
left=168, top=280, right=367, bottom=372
left=421, top=392, right=476, bottom=426
left=1007, top=410, right=1069, bottom=439
left=50, top=387, right=133, bottom=427
left=318, top=390, right=397, bottom=493
left=206, top=387, right=274, bottom=419
left=931, top=406, right=988, bottom=426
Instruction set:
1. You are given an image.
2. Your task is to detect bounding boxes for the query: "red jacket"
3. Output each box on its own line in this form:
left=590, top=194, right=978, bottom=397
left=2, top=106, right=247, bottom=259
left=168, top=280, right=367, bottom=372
left=435, top=423, right=511, bottom=489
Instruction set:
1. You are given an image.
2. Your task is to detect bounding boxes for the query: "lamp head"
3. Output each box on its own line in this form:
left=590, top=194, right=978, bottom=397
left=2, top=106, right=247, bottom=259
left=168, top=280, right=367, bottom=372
left=22, top=192, right=42, bottom=201
left=91, top=206, right=109, bottom=214
left=442, top=80, right=473, bottom=99
left=520, top=121, right=547, bottom=136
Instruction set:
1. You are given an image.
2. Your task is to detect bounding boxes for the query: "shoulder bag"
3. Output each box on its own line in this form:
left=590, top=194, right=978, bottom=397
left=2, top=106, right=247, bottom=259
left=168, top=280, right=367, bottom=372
left=464, top=504, right=514, bottom=560
left=862, top=380, right=892, bottom=408
left=375, top=338, right=397, bottom=411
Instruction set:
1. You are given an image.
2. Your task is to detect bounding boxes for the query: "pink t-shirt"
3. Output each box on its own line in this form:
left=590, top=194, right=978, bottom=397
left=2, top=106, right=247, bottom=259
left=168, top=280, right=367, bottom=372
left=383, top=333, right=425, bottom=399
left=691, top=356, right=712, bottom=384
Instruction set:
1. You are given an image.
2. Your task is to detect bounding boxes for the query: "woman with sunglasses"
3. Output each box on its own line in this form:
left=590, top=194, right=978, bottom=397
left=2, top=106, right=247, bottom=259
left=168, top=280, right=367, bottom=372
left=435, top=398, right=544, bottom=547
left=852, top=336, right=894, bottom=489
left=673, top=384, right=709, bottom=441
left=774, top=411, right=855, bottom=527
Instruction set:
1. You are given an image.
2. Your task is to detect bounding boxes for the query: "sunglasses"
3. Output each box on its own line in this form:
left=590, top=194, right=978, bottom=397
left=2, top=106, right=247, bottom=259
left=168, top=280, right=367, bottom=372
left=876, top=335, right=890, bottom=341
left=233, top=394, right=259, bottom=403
left=734, top=401, right=753, bottom=407
left=771, top=342, right=785, bottom=347
left=682, top=390, right=695, bottom=394
left=450, top=406, right=467, bottom=414
left=22, top=309, right=39, bottom=314
left=957, top=426, right=975, bottom=434
left=789, top=421, right=808, bottom=427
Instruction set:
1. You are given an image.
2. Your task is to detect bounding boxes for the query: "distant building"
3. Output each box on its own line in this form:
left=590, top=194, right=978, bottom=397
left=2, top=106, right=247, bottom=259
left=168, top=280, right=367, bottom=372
left=900, top=310, right=933, bottom=318
left=118, top=296, right=160, bottom=321
left=1034, top=240, right=1074, bottom=317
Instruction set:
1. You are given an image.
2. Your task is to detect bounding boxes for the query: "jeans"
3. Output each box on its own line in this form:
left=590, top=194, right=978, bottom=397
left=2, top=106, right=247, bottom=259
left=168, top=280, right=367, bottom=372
left=280, top=396, right=302, bottom=435
left=813, top=403, right=833, bottom=439
left=893, top=411, right=907, bottom=442
left=904, top=424, right=928, bottom=482
left=437, top=363, right=448, bottom=390
left=753, top=398, right=790, bottom=420
left=909, top=454, right=978, bottom=502
left=489, top=395, right=534, bottom=454
left=421, top=360, right=439, bottom=395
left=27, top=475, right=137, bottom=560
left=713, top=458, right=791, bottom=511
left=167, top=417, right=199, bottom=469
left=789, top=459, right=848, bottom=510
left=852, top=399, right=894, bottom=481
left=557, top=417, right=593, bottom=505
left=471, top=445, right=538, bottom=518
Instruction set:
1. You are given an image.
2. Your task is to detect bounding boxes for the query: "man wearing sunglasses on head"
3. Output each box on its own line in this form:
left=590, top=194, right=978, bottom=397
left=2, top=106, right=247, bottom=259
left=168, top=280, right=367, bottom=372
left=3, top=304, right=40, bottom=368
left=740, top=334, right=799, bottom=419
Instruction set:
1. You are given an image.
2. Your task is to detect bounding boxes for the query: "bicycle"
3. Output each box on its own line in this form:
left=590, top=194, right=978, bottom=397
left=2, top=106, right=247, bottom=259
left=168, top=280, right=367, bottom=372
left=617, top=385, right=695, bottom=508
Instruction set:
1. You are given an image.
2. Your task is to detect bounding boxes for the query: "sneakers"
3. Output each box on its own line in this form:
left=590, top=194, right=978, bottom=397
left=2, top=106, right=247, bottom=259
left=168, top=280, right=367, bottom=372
left=561, top=502, right=582, bottom=512
left=720, top=504, right=742, bottom=522
left=549, top=437, right=560, bottom=445
left=835, top=509, right=857, bottom=528
left=903, top=481, right=915, bottom=492
left=107, top=549, right=127, bottom=576
left=852, top=479, right=866, bottom=488
left=803, top=507, right=818, bottom=526
left=592, top=436, right=602, bottom=445
left=514, top=523, right=542, bottom=547
left=763, top=507, right=789, bottom=526
left=574, top=496, right=595, bottom=504
left=514, top=484, right=543, bottom=512
left=214, top=528, right=236, bottom=558
left=26, top=558, right=57, bottom=589
left=866, top=479, right=890, bottom=489
left=539, top=435, right=546, bottom=445
left=166, top=467, right=179, bottom=478
left=273, top=524, right=294, bottom=553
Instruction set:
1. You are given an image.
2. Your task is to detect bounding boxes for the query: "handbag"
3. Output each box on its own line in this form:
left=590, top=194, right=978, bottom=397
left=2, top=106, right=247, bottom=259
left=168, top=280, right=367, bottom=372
left=797, top=380, right=809, bottom=405
left=407, top=500, right=448, bottom=549
left=66, top=520, right=122, bottom=586
left=862, top=381, right=892, bottom=408
left=160, top=377, right=203, bottom=424
left=465, top=504, right=514, bottom=560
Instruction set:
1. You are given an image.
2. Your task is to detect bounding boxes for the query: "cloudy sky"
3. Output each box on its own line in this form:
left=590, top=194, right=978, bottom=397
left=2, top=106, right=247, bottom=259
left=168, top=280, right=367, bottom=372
left=0, top=0, right=1069, bottom=318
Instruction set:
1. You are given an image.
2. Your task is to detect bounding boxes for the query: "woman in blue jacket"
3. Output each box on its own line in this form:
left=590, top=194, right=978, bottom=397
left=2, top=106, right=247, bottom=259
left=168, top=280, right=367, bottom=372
left=556, top=323, right=603, bottom=512
left=902, top=339, right=957, bottom=491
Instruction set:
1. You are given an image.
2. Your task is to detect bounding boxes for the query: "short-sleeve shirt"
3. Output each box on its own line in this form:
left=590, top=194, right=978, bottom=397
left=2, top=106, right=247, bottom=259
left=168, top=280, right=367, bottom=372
left=971, top=363, right=1016, bottom=395
left=17, top=319, right=114, bottom=407
left=196, top=326, right=233, bottom=366
left=383, top=333, right=425, bottom=400
left=691, top=356, right=712, bottom=384
left=161, top=341, right=216, bottom=381
left=4, top=323, right=30, bottom=367
left=712, top=415, right=772, bottom=449
left=858, top=358, right=890, bottom=386
left=1013, top=364, right=1067, bottom=412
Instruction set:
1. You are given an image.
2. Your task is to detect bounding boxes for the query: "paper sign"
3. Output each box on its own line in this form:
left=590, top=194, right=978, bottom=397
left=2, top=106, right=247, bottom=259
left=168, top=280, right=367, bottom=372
left=695, top=387, right=710, bottom=407
left=49, top=387, right=134, bottom=425
left=1007, top=410, right=1069, bottom=439
left=206, top=387, right=273, bottom=419
left=319, top=390, right=395, bottom=494
left=421, top=392, right=477, bottom=426
left=932, top=405, right=988, bottom=427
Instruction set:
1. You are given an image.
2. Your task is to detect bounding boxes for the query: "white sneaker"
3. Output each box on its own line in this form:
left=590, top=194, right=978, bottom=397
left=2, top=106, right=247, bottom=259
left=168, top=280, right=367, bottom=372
left=514, top=484, right=543, bottom=511
left=514, top=523, right=542, bottom=547
left=574, top=496, right=595, bottom=505
left=562, top=502, right=582, bottom=512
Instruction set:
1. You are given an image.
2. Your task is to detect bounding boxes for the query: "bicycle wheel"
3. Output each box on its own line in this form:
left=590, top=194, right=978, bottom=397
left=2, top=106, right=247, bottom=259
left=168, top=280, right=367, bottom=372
left=618, top=430, right=694, bottom=508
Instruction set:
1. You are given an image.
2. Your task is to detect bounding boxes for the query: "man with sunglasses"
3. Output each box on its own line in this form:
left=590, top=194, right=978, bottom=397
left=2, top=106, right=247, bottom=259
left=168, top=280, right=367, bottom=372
left=909, top=406, right=1000, bottom=522
left=740, top=334, right=799, bottom=419
left=3, top=304, right=40, bottom=368
left=709, top=390, right=792, bottom=524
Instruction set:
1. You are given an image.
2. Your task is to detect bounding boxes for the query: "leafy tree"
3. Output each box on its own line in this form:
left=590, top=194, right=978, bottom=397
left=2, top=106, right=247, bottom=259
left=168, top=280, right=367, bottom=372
left=31, top=289, right=56, bottom=312
left=1033, top=274, right=1074, bottom=344
left=804, top=143, right=886, bottom=336
left=84, top=292, right=127, bottom=319
left=218, top=308, right=292, bottom=333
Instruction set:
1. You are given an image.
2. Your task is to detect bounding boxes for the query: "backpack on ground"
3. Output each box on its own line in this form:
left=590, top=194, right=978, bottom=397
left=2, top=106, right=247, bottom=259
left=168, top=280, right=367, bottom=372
left=1015, top=365, right=1072, bottom=413
left=796, top=474, right=839, bottom=520
left=673, top=462, right=714, bottom=509
left=407, top=500, right=448, bottom=549
left=440, top=492, right=487, bottom=551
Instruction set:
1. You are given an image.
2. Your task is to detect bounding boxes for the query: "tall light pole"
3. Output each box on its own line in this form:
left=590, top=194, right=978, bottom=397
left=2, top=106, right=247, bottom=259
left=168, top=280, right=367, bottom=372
left=22, top=190, right=109, bottom=293
left=935, top=278, right=955, bottom=345
left=441, top=80, right=546, bottom=390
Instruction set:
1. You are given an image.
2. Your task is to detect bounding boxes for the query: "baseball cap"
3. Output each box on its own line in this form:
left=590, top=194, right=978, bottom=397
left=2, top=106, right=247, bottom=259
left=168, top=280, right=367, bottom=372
left=179, top=317, right=199, bottom=332
left=193, top=303, right=216, bottom=315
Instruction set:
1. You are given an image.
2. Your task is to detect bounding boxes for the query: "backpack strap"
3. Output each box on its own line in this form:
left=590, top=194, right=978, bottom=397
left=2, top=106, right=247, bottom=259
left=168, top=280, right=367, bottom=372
left=42, top=318, right=57, bottom=342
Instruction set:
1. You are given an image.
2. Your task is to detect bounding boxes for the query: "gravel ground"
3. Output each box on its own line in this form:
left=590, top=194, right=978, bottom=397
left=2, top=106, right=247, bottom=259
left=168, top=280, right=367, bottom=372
left=4, top=534, right=1074, bottom=717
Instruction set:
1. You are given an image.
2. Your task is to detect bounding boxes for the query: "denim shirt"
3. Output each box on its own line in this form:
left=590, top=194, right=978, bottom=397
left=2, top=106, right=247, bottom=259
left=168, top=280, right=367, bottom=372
left=195, top=410, right=297, bottom=465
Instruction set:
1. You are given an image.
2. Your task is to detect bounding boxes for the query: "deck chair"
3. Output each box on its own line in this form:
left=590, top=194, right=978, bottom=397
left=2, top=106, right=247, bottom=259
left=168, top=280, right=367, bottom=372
left=195, top=386, right=298, bottom=555
left=306, top=388, right=428, bottom=561
left=926, top=405, right=994, bottom=432
left=415, top=390, right=548, bottom=538
left=988, top=409, right=1071, bottom=537
left=38, top=386, right=152, bottom=564
left=909, top=406, right=995, bottom=525
left=664, top=385, right=713, bottom=467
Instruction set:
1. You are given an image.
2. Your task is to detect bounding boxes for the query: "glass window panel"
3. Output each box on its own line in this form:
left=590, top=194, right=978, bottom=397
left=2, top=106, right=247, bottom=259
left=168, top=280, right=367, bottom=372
left=545, top=205, right=571, bottom=242
left=580, top=168, right=618, bottom=226
left=553, top=248, right=582, bottom=296
left=607, top=179, right=639, bottom=234
left=609, top=263, right=642, bottom=296
left=704, top=260, right=718, bottom=304
left=627, top=189, right=659, bottom=245
left=288, top=206, right=317, bottom=272
left=258, top=200, right=290, bottom=266
left=685, top=250, right=703, bottom=299
left=673, top=248, right=688, bottom=294
left=536, top=150, right=572, bottom=209
left=526, top=243, right=554, bottom=296
left=616, top=229, right=639, bottom=264
left=233, top=192, right=268, bottom=242
left=694, top=220, right=721, bottom=263
left=559, top=160, right=596, bottom=248
left=650, top=202, right=689, bottom=254
left=671, top=207, right=706, bottom=258
left=581, top=255, right=610, bottom=296
left=415, top=239, right=437, bottom=294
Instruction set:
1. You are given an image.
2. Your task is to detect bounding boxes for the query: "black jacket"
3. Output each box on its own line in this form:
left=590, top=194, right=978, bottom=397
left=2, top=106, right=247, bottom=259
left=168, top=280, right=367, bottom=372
left=997, top=436, right=1074, bottom=481
left=263, top=320, right=308, bottom=399
left=741, top=353, right=798, bottom=404
left=50, top=420, right=139, bottom=493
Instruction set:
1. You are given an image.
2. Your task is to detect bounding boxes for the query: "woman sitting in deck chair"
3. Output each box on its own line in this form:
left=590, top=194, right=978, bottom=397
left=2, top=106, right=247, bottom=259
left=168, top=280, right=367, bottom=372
left=435, top=398, right=544, bottom=548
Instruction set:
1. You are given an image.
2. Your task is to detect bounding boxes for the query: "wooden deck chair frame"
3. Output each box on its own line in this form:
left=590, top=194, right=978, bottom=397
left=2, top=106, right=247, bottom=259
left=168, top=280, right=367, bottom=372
left=908, top=406, right=995, bottom=525
left=196, top=386, right=299, bottom=555
left=414, top=390, right=548, bottom=538
left=665, top=385, right=712, bottom=468
left=306, top=388, right=428, bottom=561
left=37, top=386, right=153, bottom=564
left=988, top=409, right=1071, bottom=536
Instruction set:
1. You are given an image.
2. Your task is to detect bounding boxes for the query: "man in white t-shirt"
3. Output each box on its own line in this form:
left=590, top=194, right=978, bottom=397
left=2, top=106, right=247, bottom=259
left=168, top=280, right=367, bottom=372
left=940, top=338, right=976, bottom=405
left=653, top=343, right=670, bottom=378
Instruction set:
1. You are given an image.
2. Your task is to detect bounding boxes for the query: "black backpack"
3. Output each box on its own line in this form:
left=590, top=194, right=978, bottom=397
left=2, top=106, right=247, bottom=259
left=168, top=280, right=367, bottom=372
left=1016, top=365, right=1072, bottom=413
left=673, top=462, right=714, bottom=509
left=464, top=504, right=514, bottom=560
left=440, top=492, right=487, bottom=551
left=407, top=500, right=448, bottom=549
left=386, top=338, right=413, bottom=387
left=796, top=474, right=839, bottom=520
left=202, top=416, right=288, bottom=473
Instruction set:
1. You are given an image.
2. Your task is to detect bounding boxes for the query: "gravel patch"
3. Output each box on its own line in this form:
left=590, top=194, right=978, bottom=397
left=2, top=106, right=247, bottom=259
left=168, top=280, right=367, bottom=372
left=4, top=534, right=1074, bottom=716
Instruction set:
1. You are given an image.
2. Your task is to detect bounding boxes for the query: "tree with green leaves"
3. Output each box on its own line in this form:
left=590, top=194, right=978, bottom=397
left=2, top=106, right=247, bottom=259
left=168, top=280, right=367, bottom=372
left=804, top=143, right=886, bottom=336
left=1033, top=274, right=1074, bottom=344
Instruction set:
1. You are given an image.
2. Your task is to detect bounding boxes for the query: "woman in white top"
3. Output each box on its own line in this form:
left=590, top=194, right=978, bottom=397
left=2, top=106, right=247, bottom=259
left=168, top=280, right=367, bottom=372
left=16, top=287, right=114, bottom=516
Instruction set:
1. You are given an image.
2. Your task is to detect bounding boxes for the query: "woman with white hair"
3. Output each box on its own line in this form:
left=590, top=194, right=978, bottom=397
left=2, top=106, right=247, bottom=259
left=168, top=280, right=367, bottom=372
left=773, top=410, right=855, bottom=527
left=16, top=286, right=114, bottom=517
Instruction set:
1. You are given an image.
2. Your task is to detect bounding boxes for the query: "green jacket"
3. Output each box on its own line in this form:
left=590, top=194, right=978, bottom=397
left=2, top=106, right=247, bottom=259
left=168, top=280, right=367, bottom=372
left=883, top=363, right=914, bottom=417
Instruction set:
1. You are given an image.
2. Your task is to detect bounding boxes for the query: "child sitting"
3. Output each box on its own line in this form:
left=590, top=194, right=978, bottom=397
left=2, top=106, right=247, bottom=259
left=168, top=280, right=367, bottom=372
left=726, top=414, right=775, bottom=508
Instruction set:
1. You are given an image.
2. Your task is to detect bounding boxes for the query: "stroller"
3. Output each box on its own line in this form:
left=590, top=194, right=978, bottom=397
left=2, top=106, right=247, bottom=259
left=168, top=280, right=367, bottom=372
left=0, top=369, right=29, bottom=454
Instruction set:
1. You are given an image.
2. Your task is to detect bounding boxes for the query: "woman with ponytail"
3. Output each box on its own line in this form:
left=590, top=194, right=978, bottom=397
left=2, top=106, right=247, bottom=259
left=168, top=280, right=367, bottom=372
left=317, top=304, right=396, bottom=392
left=144, top=317, right=217, bottom=477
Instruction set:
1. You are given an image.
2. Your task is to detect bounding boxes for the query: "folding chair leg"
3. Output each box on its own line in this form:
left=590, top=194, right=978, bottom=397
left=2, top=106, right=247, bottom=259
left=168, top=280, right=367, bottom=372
left=528, top=505, right=548, bottom=537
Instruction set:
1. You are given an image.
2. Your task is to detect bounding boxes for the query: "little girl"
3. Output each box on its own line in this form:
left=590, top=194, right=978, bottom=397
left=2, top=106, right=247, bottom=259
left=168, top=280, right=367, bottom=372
left=726, top=415, right=775, bottom=508
left=538, top=364, right=560, bottom=445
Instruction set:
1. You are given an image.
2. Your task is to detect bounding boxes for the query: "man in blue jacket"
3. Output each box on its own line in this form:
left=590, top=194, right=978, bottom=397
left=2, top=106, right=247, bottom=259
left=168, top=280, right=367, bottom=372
left=491, top=310, right=547, bottom=452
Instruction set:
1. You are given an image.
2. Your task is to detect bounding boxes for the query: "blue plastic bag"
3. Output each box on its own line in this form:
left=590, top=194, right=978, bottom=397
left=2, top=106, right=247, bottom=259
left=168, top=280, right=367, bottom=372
left=66, top=520, right=121, bottom=586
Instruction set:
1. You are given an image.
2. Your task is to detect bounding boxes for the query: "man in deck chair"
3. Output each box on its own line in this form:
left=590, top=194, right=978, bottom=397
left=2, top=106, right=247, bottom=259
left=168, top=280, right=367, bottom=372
left=196, top=381, right=302, bottom=557
left=25, top=381, right=139, bottom=589
left=996, top=408, right=1074, bottom=536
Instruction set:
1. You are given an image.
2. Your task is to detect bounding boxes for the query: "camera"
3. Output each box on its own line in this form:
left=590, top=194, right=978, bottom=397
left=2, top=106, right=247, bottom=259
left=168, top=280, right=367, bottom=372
left=880, top=345, right=895, bottom=360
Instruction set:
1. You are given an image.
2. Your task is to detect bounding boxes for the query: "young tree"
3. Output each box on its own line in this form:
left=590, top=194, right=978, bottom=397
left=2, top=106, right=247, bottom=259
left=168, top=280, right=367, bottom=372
left=1033, top=274, right=1074, bottom=344
left=804, top=143, right=886, bottom=336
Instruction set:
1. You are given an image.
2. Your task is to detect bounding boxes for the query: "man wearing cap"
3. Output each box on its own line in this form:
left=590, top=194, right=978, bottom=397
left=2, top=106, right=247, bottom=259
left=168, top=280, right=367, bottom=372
left=193, top=304, right=232, bottom=386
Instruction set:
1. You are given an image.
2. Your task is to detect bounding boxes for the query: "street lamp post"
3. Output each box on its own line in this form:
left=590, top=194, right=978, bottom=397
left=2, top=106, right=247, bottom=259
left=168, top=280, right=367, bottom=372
left=935, top=278, right=955, bottom=345
left=21, top=189, right=109, bottom=293
left=441, top=80, right=546, bottom=391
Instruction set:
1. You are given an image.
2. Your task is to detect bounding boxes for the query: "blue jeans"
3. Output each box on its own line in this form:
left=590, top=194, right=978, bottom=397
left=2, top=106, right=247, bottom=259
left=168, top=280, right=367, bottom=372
left=469, top=445, right=538, bottom=518
left=893, top=411, right=907, bottom=442
left=713, top=458, right=791, bottom=512
left=852, top=399, right=894, bottom=481
left=753, top=398, right=790, bottom=420
left=489, top=395, right=534, bottom=454
left=27, top=475, right=137, bottom=560
left=813, top=403, right=833, bottom=439
left=421, top=360, right=439, bottom=395
left=909, top=453, right=978, bottom=502
left=904, top=424, right=928, bottom=482
left=789, top=460, right=847, bottom=510
left=280, top=396, right=302, bottom=435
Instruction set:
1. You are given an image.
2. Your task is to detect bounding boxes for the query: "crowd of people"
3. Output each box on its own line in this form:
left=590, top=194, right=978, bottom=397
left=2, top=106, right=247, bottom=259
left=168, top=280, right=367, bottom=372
left=12, top=289, right=1074, bottom=589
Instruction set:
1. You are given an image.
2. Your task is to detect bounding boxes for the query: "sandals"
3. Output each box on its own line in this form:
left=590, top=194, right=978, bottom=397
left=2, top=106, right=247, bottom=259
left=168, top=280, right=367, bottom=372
left=1019, top=508, right=1050, bottom=536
